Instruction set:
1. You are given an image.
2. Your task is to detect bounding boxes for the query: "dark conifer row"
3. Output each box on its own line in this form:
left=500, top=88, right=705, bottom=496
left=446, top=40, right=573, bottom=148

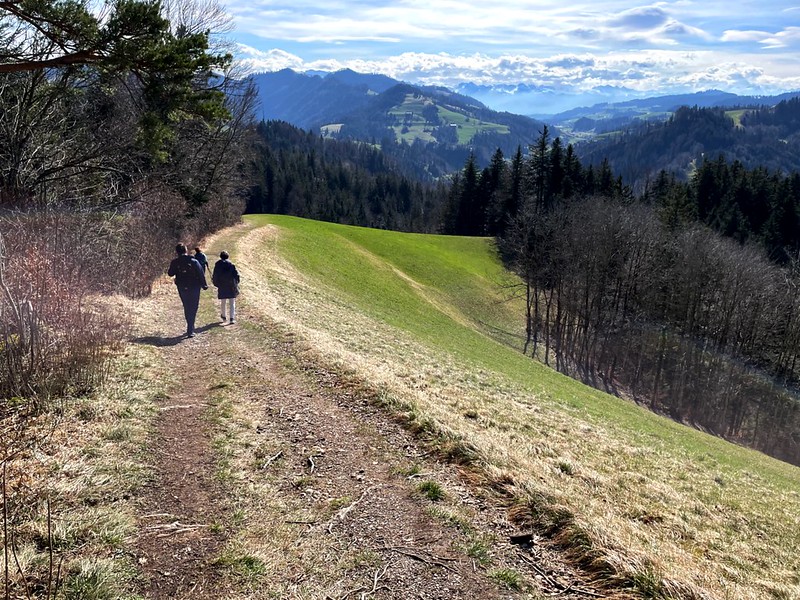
left=649, top=158, right=800, bottom=263
left=474, top=130, right=800, bottom=465
left=579, top=99, right=800, bottom=191
left=246, top=121, right=449, bottom=232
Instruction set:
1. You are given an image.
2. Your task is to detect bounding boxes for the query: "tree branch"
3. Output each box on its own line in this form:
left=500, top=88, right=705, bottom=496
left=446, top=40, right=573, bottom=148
left=0, top=51, right=101, bottom=73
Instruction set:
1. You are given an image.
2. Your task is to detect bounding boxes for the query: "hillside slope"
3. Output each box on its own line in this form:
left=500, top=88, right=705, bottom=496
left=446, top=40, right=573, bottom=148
left=125, top=230, right=538, bottom=599
left=241, top=215, right=800, bottom=600
left=576, top=101, right=800, bottom=188
left=250, top=69, right=554, bottom=172
left=121, top=221, right=601, bottom=599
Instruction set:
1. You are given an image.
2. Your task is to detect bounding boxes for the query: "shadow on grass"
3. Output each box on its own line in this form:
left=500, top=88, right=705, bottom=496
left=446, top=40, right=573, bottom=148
left=131, top=321, right=223, bottom=347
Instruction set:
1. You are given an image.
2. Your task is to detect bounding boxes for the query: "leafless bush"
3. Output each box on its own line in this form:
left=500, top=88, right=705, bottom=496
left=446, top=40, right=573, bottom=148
left=0, top=210, right=129, bottom=595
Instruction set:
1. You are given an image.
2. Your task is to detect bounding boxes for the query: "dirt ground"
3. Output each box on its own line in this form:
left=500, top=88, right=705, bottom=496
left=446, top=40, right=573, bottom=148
left=129, top=236, right=613, bottom=599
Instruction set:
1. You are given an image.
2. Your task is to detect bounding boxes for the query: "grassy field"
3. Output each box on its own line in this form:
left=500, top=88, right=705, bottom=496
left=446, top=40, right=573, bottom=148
left=388, top=93, right=509, bottom=145
left=240, top=214, right=800, bottom=600
left=725, top=109, right=749, bottom=128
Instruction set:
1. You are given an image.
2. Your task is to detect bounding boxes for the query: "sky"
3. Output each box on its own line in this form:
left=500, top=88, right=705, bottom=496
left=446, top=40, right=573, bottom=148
left=224, top=0, right=800, bottom=112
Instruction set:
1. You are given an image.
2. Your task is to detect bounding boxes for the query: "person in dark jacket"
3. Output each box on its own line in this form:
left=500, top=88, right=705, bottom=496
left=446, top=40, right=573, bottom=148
left=167, top=243, right=208, bottom=338
left=212, top=250, right=240, bottom=324
left=194, top=247, right=209, bottom=275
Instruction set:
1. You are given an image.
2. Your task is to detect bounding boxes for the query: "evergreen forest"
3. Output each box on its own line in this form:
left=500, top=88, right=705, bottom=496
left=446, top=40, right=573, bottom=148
left=579, top=99, right=800, bottom=190
left=442, top=130, right=800, bottom=466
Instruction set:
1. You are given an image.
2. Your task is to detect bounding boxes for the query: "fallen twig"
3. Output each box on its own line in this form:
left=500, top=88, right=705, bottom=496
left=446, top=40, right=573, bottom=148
left=335, top=563, right=391, bottom=600
left=360, top=563, right=391, bottom=599
left=145, top=520, right=209, bottom=538
left=379, top=546, right=458, bottom=573
left=326, top=489, right=371, bottom=534
left=519, top=554, right=560, bottom=588
left=335, top=489, right=368, bottom=521
left=546, top=586, right=605, bottom=598
left=261, top=450, right=283, bottom=469
left=519, top=554, right=605, bottom=598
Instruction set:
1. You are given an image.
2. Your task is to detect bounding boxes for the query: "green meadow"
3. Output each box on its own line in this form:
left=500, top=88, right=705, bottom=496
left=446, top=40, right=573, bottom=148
left=725, top=109, right=749, bottom=128
left=242, top=214, right=800, bottom=600
left=388, top=93, right=509, bottom=145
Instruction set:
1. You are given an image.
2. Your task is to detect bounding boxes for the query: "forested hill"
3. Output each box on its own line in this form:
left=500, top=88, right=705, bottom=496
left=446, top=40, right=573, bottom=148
left=250, top=69, right=554, bottom=176
left=329, top=81, right=555, bottom=165
left=249, top=68, right=393, bottom=130
left=247, top=121, right=450, bottom=232
left=547, top=89, right=800, bottom=130
left=577, top=99, right=800, bottom=189
left=439, top=127, right=800, bottom=466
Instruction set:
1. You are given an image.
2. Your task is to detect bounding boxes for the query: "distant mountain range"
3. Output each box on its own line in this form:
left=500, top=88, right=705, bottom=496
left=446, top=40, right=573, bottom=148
left=546, top=89, right=800, bottom=136
left=249, top=68, right=398, bottom=130
left=455, top=83, right=800, bottom=120
left=577, top=99, right=800, bottom=190
left=248, top=68, right=800, bottom=182
left=250, top=68, right=800, bottom=138
left=454, top=82, right=645, bottom=117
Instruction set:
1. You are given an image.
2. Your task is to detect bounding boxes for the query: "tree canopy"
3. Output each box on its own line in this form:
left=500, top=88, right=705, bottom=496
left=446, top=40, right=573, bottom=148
left=0, top=0, right=225, bottom=73
left=0, top=0, right=232, bottom=160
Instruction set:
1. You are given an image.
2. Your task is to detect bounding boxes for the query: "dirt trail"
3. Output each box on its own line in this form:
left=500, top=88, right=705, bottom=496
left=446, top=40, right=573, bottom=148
left=133, top=313, right=230, bottom=598
left=129, top=227, right=606, bottom=599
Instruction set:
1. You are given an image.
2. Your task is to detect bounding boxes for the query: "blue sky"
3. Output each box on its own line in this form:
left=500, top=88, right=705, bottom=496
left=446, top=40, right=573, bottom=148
left=225, top=1, right=800, bottom=111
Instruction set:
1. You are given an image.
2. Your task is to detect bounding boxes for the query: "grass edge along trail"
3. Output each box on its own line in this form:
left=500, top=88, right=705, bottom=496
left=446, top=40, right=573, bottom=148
left=239, top=214, right=800, bottom=600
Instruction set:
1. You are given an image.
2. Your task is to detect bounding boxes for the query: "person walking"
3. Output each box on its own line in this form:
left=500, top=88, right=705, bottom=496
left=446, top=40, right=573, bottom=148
left=194, top=247, right=209, bottom=275
left=168, top=243, right=208, bottom=338
left=212, top=250, right=240, bottom=324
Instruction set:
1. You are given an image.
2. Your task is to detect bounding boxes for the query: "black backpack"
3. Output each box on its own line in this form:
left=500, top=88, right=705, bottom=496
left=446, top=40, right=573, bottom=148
left=176, top=255, right=201, bottom=284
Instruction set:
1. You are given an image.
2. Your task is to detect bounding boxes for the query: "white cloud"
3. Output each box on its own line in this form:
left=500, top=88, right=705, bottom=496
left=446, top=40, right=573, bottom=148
left=721, top=30, right=770, bottom=43
left=609, top=6, right=671, bottom=30
left=236, top=45, right=305, bottom=71
left=721, top=26, right=800, bottom=48
left=761, top=26, right=800, bottom=48
left=227, top=0, right=721, bottom=50
left=239, top=48, right=800, bottom=97
left=228, top=0, right=800, bottom=104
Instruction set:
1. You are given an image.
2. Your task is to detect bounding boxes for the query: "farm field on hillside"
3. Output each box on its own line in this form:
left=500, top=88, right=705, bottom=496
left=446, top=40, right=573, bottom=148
left=388, top=93, right=510, bottom=145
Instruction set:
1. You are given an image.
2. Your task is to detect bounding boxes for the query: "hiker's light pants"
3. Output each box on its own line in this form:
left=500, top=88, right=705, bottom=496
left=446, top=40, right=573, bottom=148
left=221, top=298, right=236, bottom=322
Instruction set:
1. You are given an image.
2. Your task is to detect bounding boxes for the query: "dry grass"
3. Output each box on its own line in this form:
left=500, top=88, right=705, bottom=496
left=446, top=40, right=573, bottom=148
left=0, top=294, right=162, bottom=599
left=186, top=224, right=532, bottom=596
left=202, top=381, right=348, bottom=599
left=231, top=216, right=800, bottom=600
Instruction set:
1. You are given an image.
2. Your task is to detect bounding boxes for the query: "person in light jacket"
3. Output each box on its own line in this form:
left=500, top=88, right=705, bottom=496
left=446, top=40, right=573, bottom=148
left=212, top=250, right=240, bottom=324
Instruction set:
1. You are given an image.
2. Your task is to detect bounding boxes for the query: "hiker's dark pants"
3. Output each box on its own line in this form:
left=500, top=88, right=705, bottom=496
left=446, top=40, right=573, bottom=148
left=177, top=285, right=202, bottom=335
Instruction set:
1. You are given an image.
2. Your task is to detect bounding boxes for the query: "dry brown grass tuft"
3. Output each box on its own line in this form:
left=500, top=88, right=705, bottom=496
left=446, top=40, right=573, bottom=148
left=0, top=212, right=143, bottom=597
